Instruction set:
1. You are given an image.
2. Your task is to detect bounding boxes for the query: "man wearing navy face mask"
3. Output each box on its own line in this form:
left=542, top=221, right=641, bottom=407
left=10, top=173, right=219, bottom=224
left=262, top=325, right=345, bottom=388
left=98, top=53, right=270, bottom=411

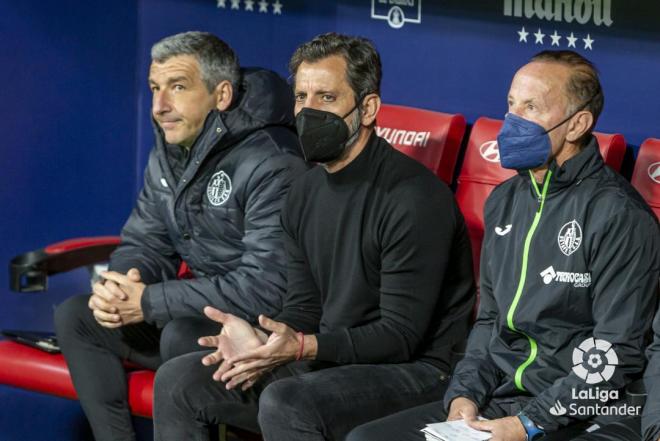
left=347, top=51, right=659, bottom=441
left=152, top=32, right=476, bottom=441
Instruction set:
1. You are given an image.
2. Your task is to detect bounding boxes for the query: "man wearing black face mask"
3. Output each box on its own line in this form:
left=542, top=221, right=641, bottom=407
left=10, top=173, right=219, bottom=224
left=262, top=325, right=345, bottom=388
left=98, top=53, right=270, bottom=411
left=152, top=33, right=476, bottom=441
left=346, top=51, right=659, bottom=441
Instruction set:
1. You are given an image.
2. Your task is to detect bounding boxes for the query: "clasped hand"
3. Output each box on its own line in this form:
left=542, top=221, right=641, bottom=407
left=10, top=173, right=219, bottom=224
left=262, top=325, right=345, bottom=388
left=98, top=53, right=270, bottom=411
left=88, top=268, right=146, bottom=328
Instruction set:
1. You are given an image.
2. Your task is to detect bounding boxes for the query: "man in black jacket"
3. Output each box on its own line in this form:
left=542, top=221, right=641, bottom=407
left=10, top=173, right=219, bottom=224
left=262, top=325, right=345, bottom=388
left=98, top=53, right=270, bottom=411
left=53, top=31, right=306, bottom=441
left=152, top=33, right=475, bottom=441
left=346, top=51, right=659, bottom=441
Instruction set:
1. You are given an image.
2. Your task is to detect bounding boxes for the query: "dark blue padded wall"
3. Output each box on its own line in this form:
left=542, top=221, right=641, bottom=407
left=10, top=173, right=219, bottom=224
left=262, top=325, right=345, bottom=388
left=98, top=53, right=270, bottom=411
left=135, top=0, right=660, bottom=174
left=0, top=1, right=138, bottom=331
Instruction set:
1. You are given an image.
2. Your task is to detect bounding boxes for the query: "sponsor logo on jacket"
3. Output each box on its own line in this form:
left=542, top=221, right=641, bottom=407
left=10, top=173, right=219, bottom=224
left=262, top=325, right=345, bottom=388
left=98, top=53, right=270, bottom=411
left=540, top=266, right=591, bottom=288
left=495, top=224, right=512, bottom=236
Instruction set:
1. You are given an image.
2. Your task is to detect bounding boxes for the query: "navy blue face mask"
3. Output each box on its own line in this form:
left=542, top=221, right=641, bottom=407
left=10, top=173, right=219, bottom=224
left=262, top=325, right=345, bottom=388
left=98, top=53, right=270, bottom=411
left=497, top=91, right=600, bottom=170
left=497, top=113, right=568, bottom=170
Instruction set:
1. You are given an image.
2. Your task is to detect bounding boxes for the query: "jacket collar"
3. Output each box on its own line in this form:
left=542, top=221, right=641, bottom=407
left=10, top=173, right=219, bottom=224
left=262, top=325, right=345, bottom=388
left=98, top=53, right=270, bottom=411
left=521, top=135, right=605, bottom=196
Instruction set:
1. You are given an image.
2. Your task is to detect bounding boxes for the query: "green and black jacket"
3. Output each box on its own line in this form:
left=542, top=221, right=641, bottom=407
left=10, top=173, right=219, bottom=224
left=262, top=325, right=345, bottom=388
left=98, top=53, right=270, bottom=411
left=445, top=136, right=659, bottom=431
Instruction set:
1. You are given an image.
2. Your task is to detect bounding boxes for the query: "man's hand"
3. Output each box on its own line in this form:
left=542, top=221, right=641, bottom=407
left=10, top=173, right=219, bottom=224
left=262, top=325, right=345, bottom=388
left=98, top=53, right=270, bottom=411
left=447, top=397, right=479, bottom=422
left=197, top=306, right=267, bottom=387
left=89, top=268, right=141, bottom=328
left=221, top=315, right=315, bottom=390
left=97, top=269, right=146, bottom=326
left=467, top=416, right=526, bottom=441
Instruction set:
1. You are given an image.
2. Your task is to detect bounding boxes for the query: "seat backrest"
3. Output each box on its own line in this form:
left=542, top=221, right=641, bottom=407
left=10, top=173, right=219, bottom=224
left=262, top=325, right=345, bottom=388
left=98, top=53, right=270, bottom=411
left=455, top=117, right=515, bottom=281
left=631, top=138, right=660, bottom=220
left=376, top=104, right=466, bottom=184
left=456, top=116, right=627, bottom=283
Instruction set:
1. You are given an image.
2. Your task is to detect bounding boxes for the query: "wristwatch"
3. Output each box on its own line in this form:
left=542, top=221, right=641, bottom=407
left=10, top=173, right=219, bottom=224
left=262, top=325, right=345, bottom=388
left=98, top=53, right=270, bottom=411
left=517, top=412, right=545, bottom=440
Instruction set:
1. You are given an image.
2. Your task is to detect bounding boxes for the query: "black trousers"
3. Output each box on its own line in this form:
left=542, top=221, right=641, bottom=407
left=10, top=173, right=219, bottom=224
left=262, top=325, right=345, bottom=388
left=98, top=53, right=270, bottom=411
left=346, top=397, right=596, bottom=441
left=54, top=295, right=219, bottom=441
left=572, top=417, right=642, bottom=441
left=153, top=352, right=450, bottom=441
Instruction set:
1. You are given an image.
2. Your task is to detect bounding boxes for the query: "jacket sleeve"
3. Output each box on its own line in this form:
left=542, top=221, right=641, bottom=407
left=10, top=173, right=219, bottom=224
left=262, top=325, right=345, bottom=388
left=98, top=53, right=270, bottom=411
left=108, top=151, right=181, bottom=284
left=312, top=184, right=467, bottom=365
left=643, top=305, right=660, bottom=441
left=443, top=225, right=505, bottom=411
left=140, top=154, right=305, bottom=327
left=522, top=209, right=660, bottom=431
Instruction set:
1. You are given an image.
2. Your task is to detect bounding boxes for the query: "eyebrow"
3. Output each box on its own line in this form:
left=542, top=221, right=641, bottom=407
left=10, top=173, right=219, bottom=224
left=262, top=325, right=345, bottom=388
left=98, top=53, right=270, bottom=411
left=148, top=75, right=189, bottom=86
left=294, top=89, right=338, bottom=96
left=508, top=95, right=538, bottom=104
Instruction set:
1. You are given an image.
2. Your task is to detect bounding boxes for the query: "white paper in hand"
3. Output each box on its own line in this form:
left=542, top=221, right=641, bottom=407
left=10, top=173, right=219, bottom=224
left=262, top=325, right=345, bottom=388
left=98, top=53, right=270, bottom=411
left=421, top=419, right=491, bottom=441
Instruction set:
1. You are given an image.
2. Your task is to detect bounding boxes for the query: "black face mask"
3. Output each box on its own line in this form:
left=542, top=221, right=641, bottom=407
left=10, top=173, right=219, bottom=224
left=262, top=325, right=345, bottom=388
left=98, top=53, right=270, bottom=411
left=295, top=105, right=360, bottom=163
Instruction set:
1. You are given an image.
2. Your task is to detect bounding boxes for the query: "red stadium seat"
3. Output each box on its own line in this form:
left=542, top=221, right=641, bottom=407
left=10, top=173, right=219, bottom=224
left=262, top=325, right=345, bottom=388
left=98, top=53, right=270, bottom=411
left=376, top=104, right=466, bottom=184
left=631, top=138, right=660, bottom=219
left=456, top=116, right=627, bottom=286
left=0, top=340, right=155, bottom=417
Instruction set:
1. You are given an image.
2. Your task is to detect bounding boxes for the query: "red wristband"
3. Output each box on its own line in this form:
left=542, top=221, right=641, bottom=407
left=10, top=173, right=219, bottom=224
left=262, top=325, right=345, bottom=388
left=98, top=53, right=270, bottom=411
left=295, top=332, right=304, bottom=361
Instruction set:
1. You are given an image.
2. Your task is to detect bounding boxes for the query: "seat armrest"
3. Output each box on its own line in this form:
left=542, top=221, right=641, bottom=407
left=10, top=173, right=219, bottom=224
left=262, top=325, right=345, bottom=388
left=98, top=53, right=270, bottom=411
left=10, top=236, right=121, bottom=293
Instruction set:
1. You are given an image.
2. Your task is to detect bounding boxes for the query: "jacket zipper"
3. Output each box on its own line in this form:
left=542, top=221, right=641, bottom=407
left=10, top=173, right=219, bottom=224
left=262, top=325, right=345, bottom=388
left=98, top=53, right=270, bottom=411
left=506, top=169, right=553, bottom=391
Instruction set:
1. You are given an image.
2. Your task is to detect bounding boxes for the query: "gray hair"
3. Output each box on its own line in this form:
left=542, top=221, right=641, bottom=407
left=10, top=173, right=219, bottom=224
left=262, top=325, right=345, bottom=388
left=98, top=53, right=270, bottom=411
left=531, top=50, right=604, bottom=130
left=151, top=31, right=240, bottom=93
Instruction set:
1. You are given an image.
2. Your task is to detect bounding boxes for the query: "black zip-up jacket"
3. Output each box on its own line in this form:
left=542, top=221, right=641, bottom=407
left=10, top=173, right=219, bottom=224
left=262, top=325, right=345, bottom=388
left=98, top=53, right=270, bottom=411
left=643, top=308, right=660, bottom=441
left=108, top=68, right=308, bottom=327
left=445, top=137, right=660, bottom=431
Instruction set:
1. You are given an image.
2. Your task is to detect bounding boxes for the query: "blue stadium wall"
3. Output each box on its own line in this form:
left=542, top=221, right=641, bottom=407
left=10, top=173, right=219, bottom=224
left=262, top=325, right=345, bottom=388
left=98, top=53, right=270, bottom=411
left=1, top=1, right=658, bottom=440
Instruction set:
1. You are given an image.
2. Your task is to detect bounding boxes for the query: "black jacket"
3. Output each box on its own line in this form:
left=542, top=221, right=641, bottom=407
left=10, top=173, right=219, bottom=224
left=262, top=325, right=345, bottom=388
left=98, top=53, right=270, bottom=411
left=108, top=68, right=307, bottom=327
left=445, top=137, right=660, bottom=431
left=643, top=308, right=660, bottom=441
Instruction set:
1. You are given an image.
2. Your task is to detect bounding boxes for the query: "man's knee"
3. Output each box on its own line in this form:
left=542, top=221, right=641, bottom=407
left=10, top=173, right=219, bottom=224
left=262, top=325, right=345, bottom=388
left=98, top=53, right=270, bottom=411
left=160, top=317, right=218, bottom=362
left=54, top=294, right=93, bottom=339
left=153, top=353, right=215, bottom=419
left=345, top=423, right=375, bottom=441
left=258, top=377, right=317, bottom=427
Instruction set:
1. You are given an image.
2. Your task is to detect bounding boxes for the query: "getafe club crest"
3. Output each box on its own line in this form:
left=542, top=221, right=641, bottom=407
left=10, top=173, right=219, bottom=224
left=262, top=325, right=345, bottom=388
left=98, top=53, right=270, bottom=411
left=207, top=171, right=232, bottom=206
left=558, top=219, right=582, bottom=256
left=371, top=0, right=422, bottom=29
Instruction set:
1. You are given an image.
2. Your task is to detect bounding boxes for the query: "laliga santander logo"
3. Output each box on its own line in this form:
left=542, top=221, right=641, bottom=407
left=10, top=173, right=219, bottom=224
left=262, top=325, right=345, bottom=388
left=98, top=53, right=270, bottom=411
left=549, top=338, right=641, bottom=419
left=479, top=140, right=501, bottom=163
left=572, top=337, right=618, bottom=384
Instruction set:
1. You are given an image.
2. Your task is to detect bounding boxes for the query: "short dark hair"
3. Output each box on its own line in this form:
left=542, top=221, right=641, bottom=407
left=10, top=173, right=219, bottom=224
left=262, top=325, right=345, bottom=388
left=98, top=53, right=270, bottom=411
left=288, top=33, right=382, bottom=106
left=531, top=50, right=604, bottom=128
left=151, top=31, right=241, bottom=93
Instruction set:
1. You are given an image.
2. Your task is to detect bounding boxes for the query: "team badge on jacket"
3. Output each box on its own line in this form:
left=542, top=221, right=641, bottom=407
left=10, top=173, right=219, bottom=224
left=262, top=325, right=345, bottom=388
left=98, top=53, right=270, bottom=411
left=207, top=171, right=232, bottom=206
left=558, top=219, right=582, bottom=256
